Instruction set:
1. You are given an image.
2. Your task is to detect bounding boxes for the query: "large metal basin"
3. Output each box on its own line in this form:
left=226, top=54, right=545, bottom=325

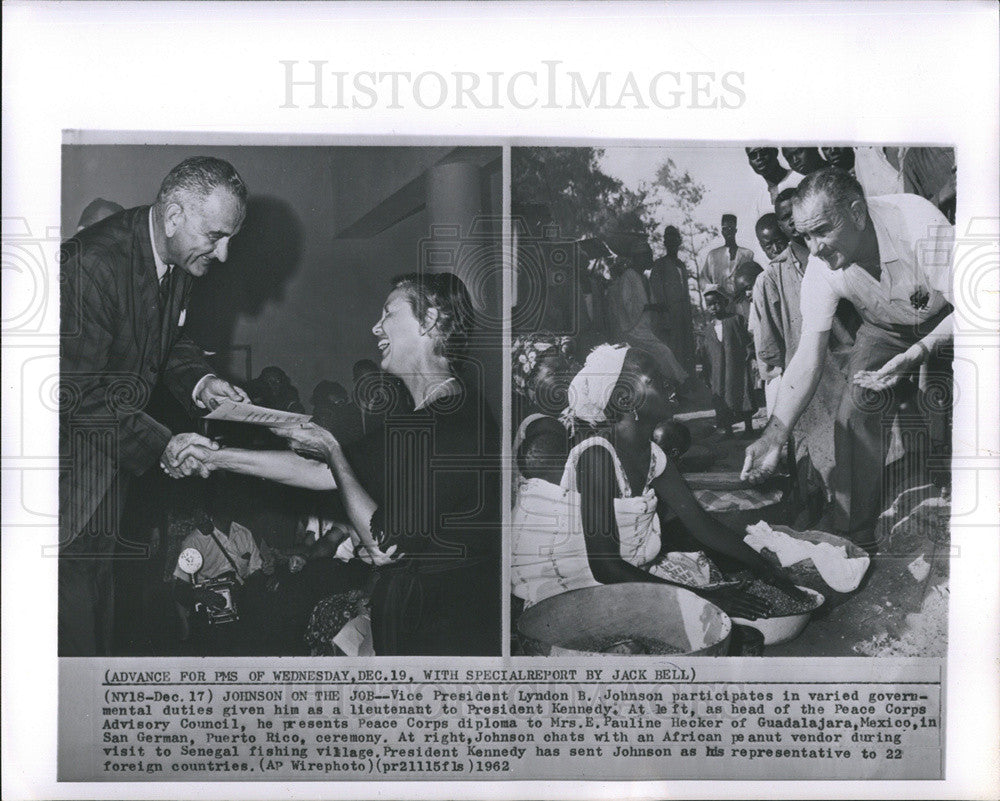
left=517, top=583, right=731, bottom=656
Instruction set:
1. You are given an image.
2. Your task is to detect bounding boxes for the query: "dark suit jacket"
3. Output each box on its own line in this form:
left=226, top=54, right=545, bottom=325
left=60, top=206, right=213, bottom=543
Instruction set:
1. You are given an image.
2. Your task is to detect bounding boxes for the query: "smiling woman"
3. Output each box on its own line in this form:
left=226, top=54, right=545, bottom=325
left=196, top=271, right=502, bottom=656
left=372, top=272, right=473, bottom=402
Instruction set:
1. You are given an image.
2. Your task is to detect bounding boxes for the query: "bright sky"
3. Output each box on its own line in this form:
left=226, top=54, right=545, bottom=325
left=599, top=145, right=784, bottom=266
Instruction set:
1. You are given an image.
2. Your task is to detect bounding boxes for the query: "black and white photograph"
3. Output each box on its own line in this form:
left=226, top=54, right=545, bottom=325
left=59, top=142, right=503, bottom=658
left=3, top=1, right=998, bottom=798
left=510, top=144, right=955, bottom=658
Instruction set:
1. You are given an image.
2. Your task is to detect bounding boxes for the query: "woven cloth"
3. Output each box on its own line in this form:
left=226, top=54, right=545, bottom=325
left=693, top=486, right=783, bottom=512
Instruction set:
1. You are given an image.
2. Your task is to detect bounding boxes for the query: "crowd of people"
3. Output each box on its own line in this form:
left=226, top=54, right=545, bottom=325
left=59, top=157, right=501, bottom=657
left=510, top=145, right=955, bottom=645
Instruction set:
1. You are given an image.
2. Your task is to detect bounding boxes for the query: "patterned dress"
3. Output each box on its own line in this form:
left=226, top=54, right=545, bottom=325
left=512, top=431, right=731, bottom=607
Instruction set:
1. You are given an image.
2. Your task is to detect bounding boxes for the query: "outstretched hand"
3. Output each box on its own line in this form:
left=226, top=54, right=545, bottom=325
left=756, top=565, right=810, bottom=603
left=270, top=422, right=339, bottom=462
left=358, top=543, right=402, bottom=566
left=741, top=436, right=782, bottom=485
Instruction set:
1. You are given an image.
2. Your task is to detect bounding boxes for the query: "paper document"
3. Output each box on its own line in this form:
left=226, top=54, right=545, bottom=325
left=204, top=400, right=312, bottom=426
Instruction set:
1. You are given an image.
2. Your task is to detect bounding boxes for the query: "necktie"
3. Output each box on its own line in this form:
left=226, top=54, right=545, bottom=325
left=158, top=267, right=172, bottom=312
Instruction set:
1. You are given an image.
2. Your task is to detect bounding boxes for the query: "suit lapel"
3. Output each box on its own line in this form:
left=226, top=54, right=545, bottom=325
left=133, top=206, right=160, bottom=363
left=134, top=206, right=194, bottom=368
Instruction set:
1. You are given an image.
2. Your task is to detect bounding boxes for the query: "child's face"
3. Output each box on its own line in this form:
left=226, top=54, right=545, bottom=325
left=705, top=294, right=728, bottom=318
left=530, top=354, right=573, bottom=413
left=775, top=199, right=798, bottom=240
left=756, top=224, right=789, bottom=261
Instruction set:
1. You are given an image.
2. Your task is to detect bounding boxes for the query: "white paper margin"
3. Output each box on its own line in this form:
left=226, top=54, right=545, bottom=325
left=2, top=1, right=997, bottom=799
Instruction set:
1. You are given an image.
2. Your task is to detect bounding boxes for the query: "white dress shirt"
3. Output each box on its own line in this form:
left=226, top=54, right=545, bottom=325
left=800, top=194, right=953, bottom=334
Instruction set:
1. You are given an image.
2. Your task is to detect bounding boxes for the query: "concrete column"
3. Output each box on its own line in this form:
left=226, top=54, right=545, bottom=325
left=426, top=160, right=482, bottom=239
left=424, top=160, right=494, bottom=313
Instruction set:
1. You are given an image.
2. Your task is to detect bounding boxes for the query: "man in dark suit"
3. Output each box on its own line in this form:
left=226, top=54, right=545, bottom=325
left=59, top=156, right=250, bottom=655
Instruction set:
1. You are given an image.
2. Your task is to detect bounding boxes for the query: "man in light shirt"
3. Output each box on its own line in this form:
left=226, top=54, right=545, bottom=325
left=700, top=213, right=754, bottom=295
left=171, top=477, right=274, bottom=655
left=742, top=168, right=953, bottom=551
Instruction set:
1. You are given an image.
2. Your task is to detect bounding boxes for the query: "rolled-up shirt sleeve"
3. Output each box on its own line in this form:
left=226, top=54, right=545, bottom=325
left=799, top=260, right=841, bottom=334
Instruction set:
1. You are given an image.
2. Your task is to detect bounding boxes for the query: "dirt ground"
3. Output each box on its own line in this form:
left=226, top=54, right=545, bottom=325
left=676, top=403, right=950, bottom=658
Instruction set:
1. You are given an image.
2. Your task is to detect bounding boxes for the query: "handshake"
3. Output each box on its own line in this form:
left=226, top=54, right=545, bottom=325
left=160, top=376, right=252, bottom=478
left=159, top=422, right=340, bottom=480
left=160, top=432, right=221, bottom=479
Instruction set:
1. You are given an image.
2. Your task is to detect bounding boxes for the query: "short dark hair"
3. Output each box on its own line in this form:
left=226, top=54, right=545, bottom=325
left=734, top=260, right=764, bottom=283
left=391, top=271, right=474, bottom=365
left=746, top=146, right=778, bottom=157
left=77, top=198, right=124, bottom=230
left=794, top=166, right=865, bottom=212
left=774, top=187, right=799, bottom=206
left=663, top=224, right=681, bottom=238
left=653, top=419, right=692, bottom=457
left=755, top=212, right=780, bottom=233
left=721, top=213, right=737, bottom=225
left=156, top=156, right=248, bottom=208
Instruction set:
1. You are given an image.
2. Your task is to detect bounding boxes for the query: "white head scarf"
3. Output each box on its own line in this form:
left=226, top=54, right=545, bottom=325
left=561, top=343, right=629, bottom=429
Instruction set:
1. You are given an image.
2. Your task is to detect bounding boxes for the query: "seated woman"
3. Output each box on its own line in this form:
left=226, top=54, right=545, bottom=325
left=185, top=273, right=502, bottom=656
left=512, top=343, right=802, bottom=619
left=251, top=516, right=376, bottom=655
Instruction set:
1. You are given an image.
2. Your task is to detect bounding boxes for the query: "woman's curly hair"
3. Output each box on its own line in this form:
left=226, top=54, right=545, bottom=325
left=391, top=271, right=474, bottom=367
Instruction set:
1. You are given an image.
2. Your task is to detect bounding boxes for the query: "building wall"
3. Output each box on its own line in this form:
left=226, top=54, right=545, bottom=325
left=61, top=144, right=501, bottom=417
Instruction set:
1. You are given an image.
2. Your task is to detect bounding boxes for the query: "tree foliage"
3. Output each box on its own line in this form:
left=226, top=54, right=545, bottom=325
left=653, top=157, right=719, bottom=313
left=512, top=147, right=659, bottom=239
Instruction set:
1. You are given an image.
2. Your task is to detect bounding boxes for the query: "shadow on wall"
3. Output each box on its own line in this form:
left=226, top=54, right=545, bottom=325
left=185, top=195, right=304, bottom=356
